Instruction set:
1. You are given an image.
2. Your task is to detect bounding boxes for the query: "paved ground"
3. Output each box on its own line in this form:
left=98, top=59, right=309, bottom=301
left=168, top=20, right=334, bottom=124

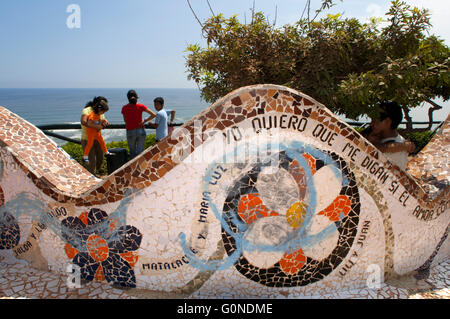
left=0, top=255, right=448, bottom=299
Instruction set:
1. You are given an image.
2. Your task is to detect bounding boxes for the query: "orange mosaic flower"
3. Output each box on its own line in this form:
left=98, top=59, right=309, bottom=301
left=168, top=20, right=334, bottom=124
left=238, top=193, right=278, bottom=224
left=318, top=195, right=352, bottom=222
left=86, top=234, right=109, bottom=262
left=120, top=251, right=139, bottom=268
left=64, top=243, right=79, bottom=259
left=280, top=249, right=307, bottom=274
left=94, top=264, right=106, bottom=281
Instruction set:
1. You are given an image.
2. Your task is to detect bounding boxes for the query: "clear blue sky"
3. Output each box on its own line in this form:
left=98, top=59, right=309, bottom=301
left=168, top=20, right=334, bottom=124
left=0, top=0, right=449, bottom=89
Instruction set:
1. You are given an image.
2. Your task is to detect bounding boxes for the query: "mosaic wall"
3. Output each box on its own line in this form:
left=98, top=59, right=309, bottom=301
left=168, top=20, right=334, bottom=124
left=0, top=84, right=448, bottom=298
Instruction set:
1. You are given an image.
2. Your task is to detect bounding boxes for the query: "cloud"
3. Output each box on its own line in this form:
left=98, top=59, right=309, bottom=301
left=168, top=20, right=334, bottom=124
left=361, top=1, right=449, bottom=44
left=403, top=0, right=450, bottom=43
left=408, top=0, right=450, bottom=45
left=365, top=3, right=383, bottom=18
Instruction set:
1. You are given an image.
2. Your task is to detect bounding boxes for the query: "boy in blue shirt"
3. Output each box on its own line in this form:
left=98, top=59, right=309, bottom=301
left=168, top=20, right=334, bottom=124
left=149, top=97, right=175, bottom=142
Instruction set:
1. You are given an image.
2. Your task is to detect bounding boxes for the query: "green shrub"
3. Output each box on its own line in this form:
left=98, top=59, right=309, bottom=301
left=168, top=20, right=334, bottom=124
left=144, top=134, right=157, bottom=149
left=61, top=133, right=157, bottom=176
left=61, top=142, right=83, bottom=163
left=400, top=130, right=435, bottom=154
left=107, top=140, right=129, bottom=151
left=353, top=126, right=365, bottom=133
left=352, top=125, right=435, bottom=154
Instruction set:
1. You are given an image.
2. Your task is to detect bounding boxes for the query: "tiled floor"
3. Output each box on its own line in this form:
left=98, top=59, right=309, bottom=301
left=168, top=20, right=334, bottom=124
left=0, top=254, right=448, bottom=299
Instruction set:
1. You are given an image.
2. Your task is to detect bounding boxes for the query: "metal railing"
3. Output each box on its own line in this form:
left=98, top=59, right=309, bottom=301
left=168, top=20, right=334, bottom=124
left=38, top=123, right=184, bottom=145
left=38, top=121, right=442, bottom=145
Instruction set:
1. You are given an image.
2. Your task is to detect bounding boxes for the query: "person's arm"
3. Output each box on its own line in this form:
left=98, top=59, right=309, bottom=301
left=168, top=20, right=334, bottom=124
left=375, top=140, right=416, bottom=154
left=141, top=108, right=157, bottom=127
left=81, top=114, right=103, bottom=131
left=147, top=114, right=159, bottom=129
left=100, top=114, right=109, bottom=128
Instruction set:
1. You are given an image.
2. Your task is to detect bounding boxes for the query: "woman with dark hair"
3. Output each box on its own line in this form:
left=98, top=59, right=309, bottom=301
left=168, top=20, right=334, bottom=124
left=80, top=96, right=109, bottom=175
left=121, top=90, right=156, bottom=159
left=83, top=99, right=110, bottom=165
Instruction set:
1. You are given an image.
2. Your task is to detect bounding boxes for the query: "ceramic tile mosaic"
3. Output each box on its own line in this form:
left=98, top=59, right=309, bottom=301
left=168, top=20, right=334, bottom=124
left=0, top=84, right=448, bottom=298
left=407, top=113, right=450, bottom=200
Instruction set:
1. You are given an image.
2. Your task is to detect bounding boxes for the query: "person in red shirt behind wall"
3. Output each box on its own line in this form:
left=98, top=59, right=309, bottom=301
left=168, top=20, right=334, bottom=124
left=121, top=90, right=156, bottom=159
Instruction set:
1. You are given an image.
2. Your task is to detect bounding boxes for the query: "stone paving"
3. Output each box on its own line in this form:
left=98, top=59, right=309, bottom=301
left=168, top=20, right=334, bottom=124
left=0, top=253, right=448, bottom=299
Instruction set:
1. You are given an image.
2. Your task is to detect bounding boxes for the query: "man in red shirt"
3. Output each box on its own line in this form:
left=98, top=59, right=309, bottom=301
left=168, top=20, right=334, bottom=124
left=121, top=90, right=156, bottom=159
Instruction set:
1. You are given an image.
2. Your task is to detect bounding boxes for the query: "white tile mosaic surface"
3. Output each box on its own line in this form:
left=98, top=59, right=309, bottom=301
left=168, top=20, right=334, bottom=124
left=0, top=84, right=448, bottom=298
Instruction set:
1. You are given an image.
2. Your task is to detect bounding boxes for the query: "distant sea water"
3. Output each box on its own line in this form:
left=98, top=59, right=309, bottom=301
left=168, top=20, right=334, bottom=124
left=0, top=88, right=448, bottom=146
left=0, top=88, right=210, bottom=145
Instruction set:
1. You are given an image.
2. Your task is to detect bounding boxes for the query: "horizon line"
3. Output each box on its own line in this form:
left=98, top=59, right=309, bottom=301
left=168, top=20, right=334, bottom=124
left=0, top=87, right=200, bottom=90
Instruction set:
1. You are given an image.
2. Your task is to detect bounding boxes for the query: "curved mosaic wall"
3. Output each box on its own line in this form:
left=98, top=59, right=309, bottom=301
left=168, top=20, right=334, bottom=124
left=0, top=84, right=448, bottom=298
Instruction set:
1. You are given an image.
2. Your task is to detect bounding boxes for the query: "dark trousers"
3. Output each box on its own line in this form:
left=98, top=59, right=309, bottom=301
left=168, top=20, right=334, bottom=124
left=81, top=139, right=104, bottom=174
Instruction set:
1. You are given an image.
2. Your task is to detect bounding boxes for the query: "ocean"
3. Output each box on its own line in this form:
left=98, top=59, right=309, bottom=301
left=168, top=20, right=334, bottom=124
left=0, top=88, right=210, bottom=145
left=0, top=88, right=448, bottom=146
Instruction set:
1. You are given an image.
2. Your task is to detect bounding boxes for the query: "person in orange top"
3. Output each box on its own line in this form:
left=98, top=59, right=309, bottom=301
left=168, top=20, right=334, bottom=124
left=81, top=96, right=109, bottom=174
left=83, top=100, right=110, bottom=164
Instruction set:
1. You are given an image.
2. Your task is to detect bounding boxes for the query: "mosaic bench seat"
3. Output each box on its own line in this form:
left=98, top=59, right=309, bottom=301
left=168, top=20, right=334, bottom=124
left=0, top=106, right=100, bottom=196
left=0, top=84, right=448, bottom=298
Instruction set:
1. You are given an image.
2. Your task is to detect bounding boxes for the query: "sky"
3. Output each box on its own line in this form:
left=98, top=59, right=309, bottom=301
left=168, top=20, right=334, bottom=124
left=0, top=0, right=449, bottom=89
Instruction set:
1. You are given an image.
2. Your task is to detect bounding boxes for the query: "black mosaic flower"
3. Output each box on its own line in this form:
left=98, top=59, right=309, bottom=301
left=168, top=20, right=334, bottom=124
left=0, top=211, right=20, bottom=250
left=61, top=208, right=142, bottom=288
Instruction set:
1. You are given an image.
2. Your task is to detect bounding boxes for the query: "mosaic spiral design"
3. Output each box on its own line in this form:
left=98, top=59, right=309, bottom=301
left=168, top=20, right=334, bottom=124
left=220, top=145, right=360, bottom=287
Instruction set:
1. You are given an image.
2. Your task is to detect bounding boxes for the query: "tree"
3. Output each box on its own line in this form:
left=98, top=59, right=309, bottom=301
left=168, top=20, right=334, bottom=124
left=185, top=0, right=449, bottom=129
left=339, top=1, right=449, bottom=129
